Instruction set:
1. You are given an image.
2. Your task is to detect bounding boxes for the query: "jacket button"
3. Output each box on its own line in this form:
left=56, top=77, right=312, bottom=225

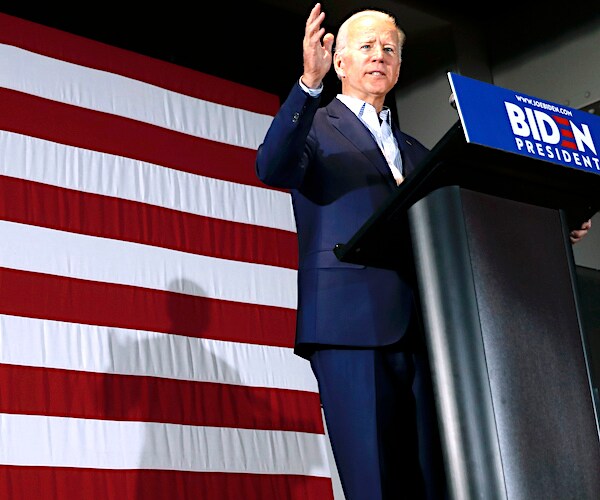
left=292, top=112, right=300, bottom=122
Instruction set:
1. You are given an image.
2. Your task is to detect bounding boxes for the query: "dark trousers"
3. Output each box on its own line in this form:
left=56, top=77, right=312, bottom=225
left=310, top=334, right=447, bottom=500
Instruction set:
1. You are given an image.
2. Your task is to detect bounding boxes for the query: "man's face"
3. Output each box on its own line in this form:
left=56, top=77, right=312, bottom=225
left=335, top=15, right=401, bottom=106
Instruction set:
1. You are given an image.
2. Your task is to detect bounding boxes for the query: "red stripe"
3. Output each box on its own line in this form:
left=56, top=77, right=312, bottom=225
left=0, top=14, right=280, bottom=116
left=0, top=466, right=334, bottom=500
left=0, top=364, right=323, bottom=433
left=560, top=129, right=574, bottom=138
left=561, top=140, right=577, bottom=150
left=553, top=115, right=570, bottom=126
left=0, top=176, right=297, bottom=270
left=0, top=267, right=296, bottom=348
left=0, top=87, right=275, bottom=188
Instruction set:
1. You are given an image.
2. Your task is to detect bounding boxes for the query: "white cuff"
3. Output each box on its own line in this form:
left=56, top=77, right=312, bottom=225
left=299, top=77, right=323, bottom=97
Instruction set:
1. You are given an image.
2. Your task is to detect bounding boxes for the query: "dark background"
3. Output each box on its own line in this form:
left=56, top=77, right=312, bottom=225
left=3, top=1, right=599, bottom=105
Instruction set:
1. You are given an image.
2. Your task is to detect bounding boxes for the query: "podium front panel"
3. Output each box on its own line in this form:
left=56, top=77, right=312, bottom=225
left=409, top=186, right=600, bottom=500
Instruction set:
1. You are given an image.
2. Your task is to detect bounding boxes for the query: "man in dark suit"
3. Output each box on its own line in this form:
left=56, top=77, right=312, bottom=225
left=255, top=4, right=447, bottom=499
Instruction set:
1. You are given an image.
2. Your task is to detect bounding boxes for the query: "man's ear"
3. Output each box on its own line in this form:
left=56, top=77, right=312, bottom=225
left=334, top=54, right=345, bottom=78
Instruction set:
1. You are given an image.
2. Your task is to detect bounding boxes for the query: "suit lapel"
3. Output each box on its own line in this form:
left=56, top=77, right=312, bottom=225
left=326, top=99, right=397, bottom=186
left=393, top=127, right=419, bottom=177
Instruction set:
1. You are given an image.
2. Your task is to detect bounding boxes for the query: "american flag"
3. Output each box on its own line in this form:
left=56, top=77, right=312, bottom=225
left=0, top=13, right=334, bottom=499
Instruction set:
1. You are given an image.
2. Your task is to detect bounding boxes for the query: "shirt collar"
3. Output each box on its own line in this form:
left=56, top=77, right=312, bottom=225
left=336, top=94, right=390, bottom=125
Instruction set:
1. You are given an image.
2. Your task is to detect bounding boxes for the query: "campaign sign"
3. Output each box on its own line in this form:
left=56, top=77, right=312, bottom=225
left=448, top=72, right=600, bottom=177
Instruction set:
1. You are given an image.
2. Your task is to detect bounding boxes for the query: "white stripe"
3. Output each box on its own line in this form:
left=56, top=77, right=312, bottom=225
left=0, top=44, right=274, bottom=151
left=0, top=130, right=296, bottom=232
left=0, top=314, right=317, bottom=393
left=0, top=221, right=297, bottom=309
left=0, top=413, right=330, bottom=477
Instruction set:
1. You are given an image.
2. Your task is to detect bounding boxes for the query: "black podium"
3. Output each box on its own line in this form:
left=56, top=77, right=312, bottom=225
left=334, top=121, right=600, bottom=500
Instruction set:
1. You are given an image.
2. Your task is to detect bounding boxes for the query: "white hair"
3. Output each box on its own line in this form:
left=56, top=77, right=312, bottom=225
left=335, top=9, right=405, bottom=61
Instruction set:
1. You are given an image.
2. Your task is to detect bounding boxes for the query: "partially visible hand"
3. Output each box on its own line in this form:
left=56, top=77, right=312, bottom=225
left=301, top=3, right=334, bottom=89
left=570, top=218, right=592, bottom=244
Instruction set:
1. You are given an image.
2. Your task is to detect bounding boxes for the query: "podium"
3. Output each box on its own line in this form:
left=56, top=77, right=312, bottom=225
left=334, top=74, right=600, bottom=499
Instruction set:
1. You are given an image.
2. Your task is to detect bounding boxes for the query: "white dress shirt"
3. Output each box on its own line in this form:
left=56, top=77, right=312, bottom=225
left=336, top=94, right=404, bottom=185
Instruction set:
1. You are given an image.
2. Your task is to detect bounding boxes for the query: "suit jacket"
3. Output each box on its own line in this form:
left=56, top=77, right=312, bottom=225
left=256, top=82, right=430, bottom=358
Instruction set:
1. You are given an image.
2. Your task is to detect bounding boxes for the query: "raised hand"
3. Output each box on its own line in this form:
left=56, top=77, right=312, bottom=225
left=301, top=3, right=335, bottom=89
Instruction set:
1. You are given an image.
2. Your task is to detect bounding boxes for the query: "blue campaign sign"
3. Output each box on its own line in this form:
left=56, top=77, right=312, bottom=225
left=448, top=72, right=600, bottom=177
